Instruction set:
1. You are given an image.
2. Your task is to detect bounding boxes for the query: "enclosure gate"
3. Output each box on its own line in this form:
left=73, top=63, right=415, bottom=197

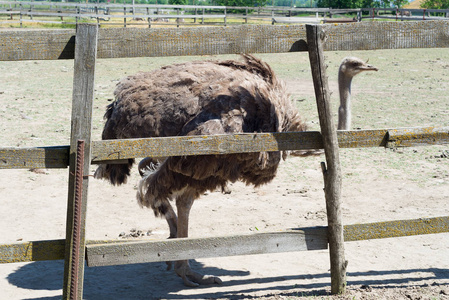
left=0, top=21, right=449, bottom=299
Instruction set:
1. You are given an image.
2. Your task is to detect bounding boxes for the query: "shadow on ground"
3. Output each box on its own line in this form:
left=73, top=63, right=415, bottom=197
left=7, top=259, right=449, bottom=300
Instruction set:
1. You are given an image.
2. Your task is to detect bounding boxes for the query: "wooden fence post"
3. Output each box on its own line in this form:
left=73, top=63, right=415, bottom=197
left=124, top=6, right=127, bottom=28
left=306, top=24, right=347, bottom=295
left=19, top=3, right=22, bottom=27
left=224, top=7, right=227, bottom=26
left=63, top=23, right=98, bottom=300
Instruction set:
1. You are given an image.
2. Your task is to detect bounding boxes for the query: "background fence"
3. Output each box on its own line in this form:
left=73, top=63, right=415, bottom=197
left=0, top=20, right=449, bottom=299
left=1, top=1, right=449, bottom=27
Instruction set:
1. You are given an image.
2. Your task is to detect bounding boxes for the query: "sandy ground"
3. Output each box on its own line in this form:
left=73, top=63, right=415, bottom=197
left=0, top=49, right=448, bottom=299
left=1, top=159, right=448, bottom=299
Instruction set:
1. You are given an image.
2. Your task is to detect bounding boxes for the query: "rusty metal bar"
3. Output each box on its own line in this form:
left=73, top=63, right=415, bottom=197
left=69, top=139, right=85, bottom=300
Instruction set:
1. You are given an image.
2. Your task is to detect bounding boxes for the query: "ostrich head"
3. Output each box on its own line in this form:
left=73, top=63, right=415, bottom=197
left=338, top=57, right=378, bottom=130
left=339, top=57, right=378, bottom=78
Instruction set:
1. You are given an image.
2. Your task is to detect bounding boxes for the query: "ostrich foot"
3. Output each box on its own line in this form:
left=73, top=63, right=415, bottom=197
left=175, top=260, right=222, bottom=287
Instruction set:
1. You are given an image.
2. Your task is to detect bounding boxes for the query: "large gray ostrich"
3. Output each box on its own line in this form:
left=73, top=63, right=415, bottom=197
left=94, top=54, right=377, bottom=287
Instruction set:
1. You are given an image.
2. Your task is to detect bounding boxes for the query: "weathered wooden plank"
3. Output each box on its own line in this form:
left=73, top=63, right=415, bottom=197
left=0, top=25, right=307, bottom=61
left=337, top=129, right=388, bottom=148
left=0, top=146, right=69, bottom=169
left=85, top=216, right=449, bottom=267
left=85, top=228, right=328, bottom=267
left=92, top=127, right=446, bottom=162
left=387, top=127, right=449, bottom=147
left=324, top=20, right=449, bottom=50
left=344, top=216, right=449, bottom=242
left=63, top=24, right=98, bottom=300
left=307, top=24, right=346, bottom=295
left=0, top=239, right=141, bottom=264
left=273, top=17, right=322, bottom=24
left=0, top=239, right=66, bottom=263
left=90, top=131, right=323, bottom=162
left=2, top=21, right=448, bottom=61
left=1, top=216, right=448, bottom=264
left=23, top=11, right=227, bottom=19
left=95, top=25, right=308, bottom=58
left=0, top=29, right=76, bottom=61
left=1, top=127, right=447, bottom=169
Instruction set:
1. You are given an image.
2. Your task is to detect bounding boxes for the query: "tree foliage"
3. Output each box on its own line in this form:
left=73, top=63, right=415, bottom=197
left=421, top=0, right=449, bottom=9
left=215, top=0, right=269, bottom=7
left=317, top=0, right=408, bottom=8
left=317, top=0, right=372, bottom=8
left=169, top=0, right=187, bottom=4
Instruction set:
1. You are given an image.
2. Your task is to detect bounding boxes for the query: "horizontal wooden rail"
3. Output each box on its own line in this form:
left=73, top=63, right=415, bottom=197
left=22, top=11, right=227, bottom=20
left=2, top=21, right=449, bottom=61
left=0, top=239, right=66, bottom=264
left=86, top=216, right=449, bottom=267
left=344, top=216, right=449, bottom=242
left=370, top=15, right=445, bottom=21
left=387, top=127, right=449, bottom=147
left=1, top=127, right=448, bottom=169
left=273, top=17, right=322, bottom=24
left=0, top=1, right=342, bottom=13
left=0, top=239, right=142, bottom=264
left=1, top=216, right=447, bottom=265
left=0, top=146, right=69, bottom=169
left=2, top=1, right=447, bottom=15
left=361, top=7, right=449, bottom=14
left=86, top=228, right=328, bottom=267
left=91, top=131, right=325, bottom=162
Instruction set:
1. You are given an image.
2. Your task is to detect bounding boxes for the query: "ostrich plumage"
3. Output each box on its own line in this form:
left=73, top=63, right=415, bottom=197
left=94, top=54, right=306, bottom=286
left=94, top=54, right=377, bottom=287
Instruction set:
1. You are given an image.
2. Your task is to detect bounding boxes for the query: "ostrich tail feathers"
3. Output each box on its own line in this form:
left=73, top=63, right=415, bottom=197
left=136, top=159, right=161, bottom=209
left=136, top=174, right=148, bottom=209
left=93, top=159, right=134, bottom=185
left=136, top=161, right=175, bottom=217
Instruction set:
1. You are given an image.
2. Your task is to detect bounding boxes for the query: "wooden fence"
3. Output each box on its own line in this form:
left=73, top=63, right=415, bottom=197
left=1, top=21, right=449, bottom=299
left=2, top=1, right=449, bottom=28
left=0, top=1, right=340, bottom=27
left=363, top=7, right=449, bottom=21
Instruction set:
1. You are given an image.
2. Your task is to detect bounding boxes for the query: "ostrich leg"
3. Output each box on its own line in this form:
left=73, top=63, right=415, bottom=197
left=164, top=203, right=178, bottom=270
left=174, top=194, right=222, bottom=287
left=138, top=158, right=178, bottom=269
left=138, top=157, right=179, bottom=239
left=165, top=204, right=178, bottom=239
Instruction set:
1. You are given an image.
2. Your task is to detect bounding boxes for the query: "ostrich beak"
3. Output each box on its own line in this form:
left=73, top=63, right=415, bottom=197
left=361, top=60, right=378, bottom=72
left=364, top=65, right=378, bottom=71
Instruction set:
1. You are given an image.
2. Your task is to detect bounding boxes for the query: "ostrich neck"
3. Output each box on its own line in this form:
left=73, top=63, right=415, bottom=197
left=338, top=73, right=353, bottom=131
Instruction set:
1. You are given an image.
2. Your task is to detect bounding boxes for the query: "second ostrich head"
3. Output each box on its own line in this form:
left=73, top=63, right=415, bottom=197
left=338, top=57, right=378, bottom=130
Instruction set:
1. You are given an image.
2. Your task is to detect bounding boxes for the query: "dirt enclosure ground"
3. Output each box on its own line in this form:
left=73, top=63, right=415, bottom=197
left=0, top=42, right=448, bottom=299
